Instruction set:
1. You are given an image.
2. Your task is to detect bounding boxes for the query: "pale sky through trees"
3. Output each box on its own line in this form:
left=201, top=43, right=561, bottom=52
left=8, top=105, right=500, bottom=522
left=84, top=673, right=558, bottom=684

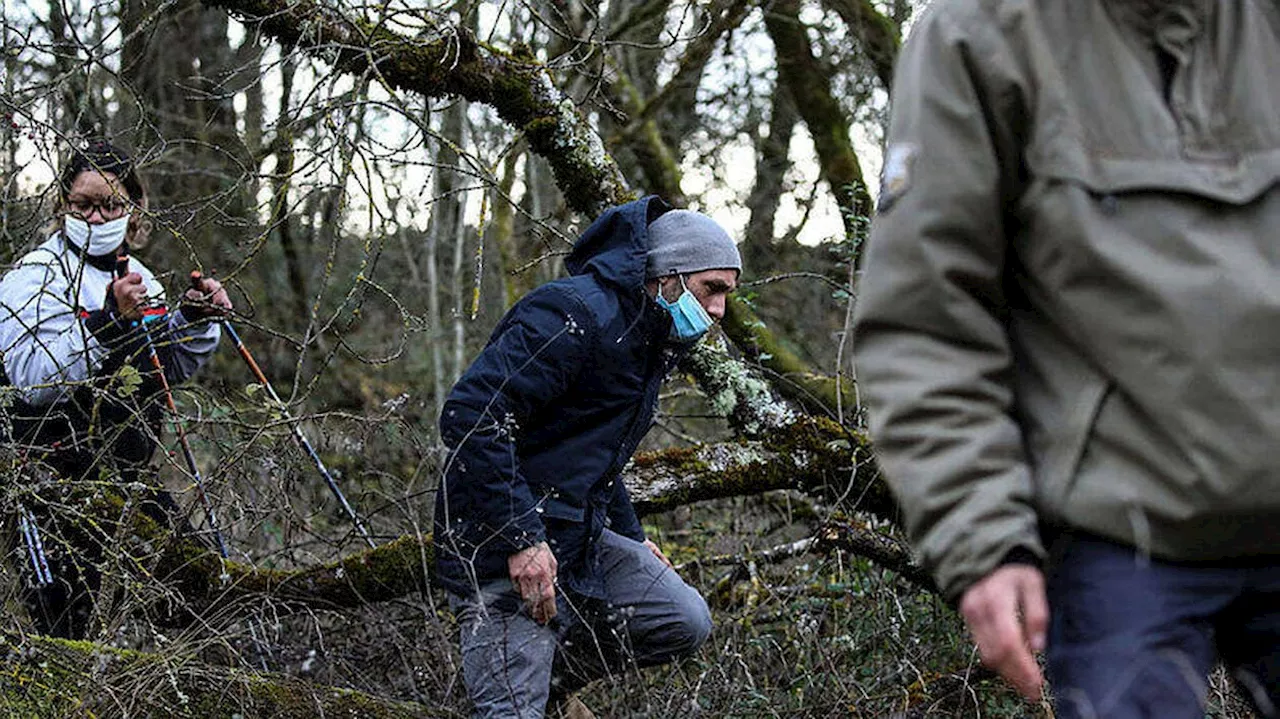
left=6, top=0, right=882, bottom=248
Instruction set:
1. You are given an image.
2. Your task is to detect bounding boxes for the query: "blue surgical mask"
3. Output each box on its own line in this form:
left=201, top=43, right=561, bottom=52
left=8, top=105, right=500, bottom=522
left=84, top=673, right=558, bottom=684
left=655, top=276, right=713, bottom=344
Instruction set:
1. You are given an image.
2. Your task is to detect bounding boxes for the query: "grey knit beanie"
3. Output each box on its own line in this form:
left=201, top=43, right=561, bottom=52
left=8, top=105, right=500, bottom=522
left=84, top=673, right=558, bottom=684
left=644, top=209, right=742, bottom=280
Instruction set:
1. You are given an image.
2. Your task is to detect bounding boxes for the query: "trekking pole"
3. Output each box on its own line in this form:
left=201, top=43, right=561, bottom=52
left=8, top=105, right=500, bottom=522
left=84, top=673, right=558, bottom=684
left=189, top=271, right=376, bottom=549
left=117, top=255, right=270, bottom=670
left=14, top=453, right=54, bottom=587
left=17, top=503, right=52, bottom=587
left=117, top=256, right=230, bottom=557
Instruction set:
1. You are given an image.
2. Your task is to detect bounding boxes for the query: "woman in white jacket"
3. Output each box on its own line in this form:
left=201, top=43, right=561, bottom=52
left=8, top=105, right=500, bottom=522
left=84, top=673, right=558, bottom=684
left=0, top=140, right=231, bottom=638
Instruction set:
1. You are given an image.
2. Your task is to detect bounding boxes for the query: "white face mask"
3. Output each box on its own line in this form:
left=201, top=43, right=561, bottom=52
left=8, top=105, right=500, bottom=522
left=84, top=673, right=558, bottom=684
left=63, top=215, right=130, bottom=256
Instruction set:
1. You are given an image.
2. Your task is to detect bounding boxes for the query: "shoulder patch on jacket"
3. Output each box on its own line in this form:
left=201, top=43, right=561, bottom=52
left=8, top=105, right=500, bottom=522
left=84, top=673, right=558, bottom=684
left=877, top=143, right=917, bottom=214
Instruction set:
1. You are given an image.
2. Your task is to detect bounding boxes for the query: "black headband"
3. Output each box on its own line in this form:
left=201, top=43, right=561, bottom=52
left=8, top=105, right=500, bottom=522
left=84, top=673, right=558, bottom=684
left=59, top=140, right=145, bottom=203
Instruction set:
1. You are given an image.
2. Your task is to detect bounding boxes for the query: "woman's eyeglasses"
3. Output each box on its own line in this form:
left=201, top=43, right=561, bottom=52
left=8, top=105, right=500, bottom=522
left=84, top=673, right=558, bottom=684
left=66, top=196, right=128, bottom=220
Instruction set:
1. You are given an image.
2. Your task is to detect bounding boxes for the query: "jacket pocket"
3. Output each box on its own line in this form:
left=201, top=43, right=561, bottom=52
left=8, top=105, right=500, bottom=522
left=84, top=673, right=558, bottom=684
left=1013, top=322, right=1113, bottom=524
left=1035, top=375, right=1111, bottom=523
left=538, top=496, right=588, bottom=563
left=1026, top=130, right=1280, bottom=207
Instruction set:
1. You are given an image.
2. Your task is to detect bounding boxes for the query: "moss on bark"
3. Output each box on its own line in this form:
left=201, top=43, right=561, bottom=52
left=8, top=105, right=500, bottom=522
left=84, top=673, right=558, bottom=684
left=0, top=633, right=445, bottom=717
left=719, top=296, right=859, bottom=419
left=627, top=416, right=891, bottom=522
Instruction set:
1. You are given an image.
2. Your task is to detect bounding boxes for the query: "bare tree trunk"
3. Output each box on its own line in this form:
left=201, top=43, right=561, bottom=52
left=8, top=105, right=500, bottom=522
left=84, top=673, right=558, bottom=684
left=47, top=0, right=84, bottom=134
left=644, top=0, right=748, bottom=161
left=426, top=196, right=446, bottom=421
left=764, top=0, right=873, bottom=242
left=1, top=7, right=15, bottom=261
left=492, top=146, right=522, bottom=309
left=236, top=28, right=266, bottom=206
left=270, top=57, right=308, bottom=324
left=120, top=0, right=251, bottom=257
left=742, top=81, right=798, bottom=270
left=819, top=0, right=902, bottom=92
left=449, top=105, right=469, bottom=381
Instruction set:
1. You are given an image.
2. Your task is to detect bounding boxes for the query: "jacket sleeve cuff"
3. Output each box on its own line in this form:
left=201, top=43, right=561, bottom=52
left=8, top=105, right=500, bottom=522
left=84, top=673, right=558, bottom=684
left=82, top=308, right=132, bottom=346
left=500, top=520, right=547, bottom=554
left=999, top=545, right=1043, bottom=570
left=932, top=524, right=1046, bottom=604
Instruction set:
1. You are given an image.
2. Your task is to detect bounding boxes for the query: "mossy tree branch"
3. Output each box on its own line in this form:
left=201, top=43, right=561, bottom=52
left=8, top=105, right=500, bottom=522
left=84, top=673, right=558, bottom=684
left=815, top=515, right=932, bottom=591
left=678, top=338, right=799, bottom=437
left=764, top=0, right=874, bottom=242
left=202, top=0, right=633, bottom=217
left=0, top=632, right=446, bottom=718
left=720, top=295, right=858, bottom=420
left=626, top=416, right=887, bottom=518
left=125, top=418, right=891, bottom=613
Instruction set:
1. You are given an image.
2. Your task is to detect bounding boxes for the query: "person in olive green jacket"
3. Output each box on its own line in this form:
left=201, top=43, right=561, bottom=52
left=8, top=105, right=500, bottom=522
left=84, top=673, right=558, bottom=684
left=853, top=1, right=1280, bottom=716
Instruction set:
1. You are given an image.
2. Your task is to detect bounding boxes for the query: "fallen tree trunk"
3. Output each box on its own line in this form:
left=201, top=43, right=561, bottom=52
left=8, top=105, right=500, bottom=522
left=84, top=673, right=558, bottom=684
left=626, top=417, right=885, bottom=518
left=134, top=417, right=896, bottom=615
left=0, top=632, right=446, bottom=718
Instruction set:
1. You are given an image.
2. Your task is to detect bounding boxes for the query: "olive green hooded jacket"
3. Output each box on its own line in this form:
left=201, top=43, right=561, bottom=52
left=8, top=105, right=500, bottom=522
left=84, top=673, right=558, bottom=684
left=852, top=0, right=1280, bottom=601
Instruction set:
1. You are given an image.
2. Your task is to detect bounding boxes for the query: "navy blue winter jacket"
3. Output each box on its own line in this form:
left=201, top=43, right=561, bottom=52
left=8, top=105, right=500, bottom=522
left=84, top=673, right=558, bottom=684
left=434, top=196, right=683, bottom=600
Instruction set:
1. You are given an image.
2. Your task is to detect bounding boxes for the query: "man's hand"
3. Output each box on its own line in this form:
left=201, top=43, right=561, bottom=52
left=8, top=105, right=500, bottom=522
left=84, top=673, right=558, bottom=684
left=508, top=541, right=557, bottom=624
left=959, top=564, right=1049, bottom=702
left=643, top=538, right=673, bottom=569
left=109, top=272, right=147, bottom=320
left=181, top=275, right=233, bottom=320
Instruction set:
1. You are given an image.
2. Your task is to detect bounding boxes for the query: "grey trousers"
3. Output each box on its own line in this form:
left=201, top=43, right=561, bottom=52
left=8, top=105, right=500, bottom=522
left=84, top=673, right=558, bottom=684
left=449, top=529, right=713, bottom=719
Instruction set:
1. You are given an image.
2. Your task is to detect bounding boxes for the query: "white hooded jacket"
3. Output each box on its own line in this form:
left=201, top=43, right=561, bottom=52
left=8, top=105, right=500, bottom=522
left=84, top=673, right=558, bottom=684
left=0, top=230, right=220, bottom=407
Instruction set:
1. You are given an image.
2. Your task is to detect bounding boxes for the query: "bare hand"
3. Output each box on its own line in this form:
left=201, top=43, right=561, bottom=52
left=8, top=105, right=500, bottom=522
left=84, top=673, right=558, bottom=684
left=110, top=272, right=147, bottom=320
left=182, top=276, right=233, bottom=319
left=643, top=538, right=673, bottom=569
left=508, top=541, right=557, bottom=624
left=959, top=564, right=1049, bottom=702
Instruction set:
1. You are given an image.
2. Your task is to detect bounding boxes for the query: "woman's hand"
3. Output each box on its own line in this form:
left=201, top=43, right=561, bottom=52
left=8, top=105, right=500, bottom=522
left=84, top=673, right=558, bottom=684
left=181, top=275, right=233, bottom=319
left=109, top=272, right=147, bottom=321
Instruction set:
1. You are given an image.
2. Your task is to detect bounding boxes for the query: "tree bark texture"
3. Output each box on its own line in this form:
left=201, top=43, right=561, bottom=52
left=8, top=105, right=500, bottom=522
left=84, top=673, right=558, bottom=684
left=764, top=0, right=873, bottom=244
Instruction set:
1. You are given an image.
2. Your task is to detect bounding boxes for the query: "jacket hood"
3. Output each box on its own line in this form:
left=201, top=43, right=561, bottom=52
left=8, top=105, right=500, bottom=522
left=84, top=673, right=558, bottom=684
left=564, top=195, right=670, bottom=292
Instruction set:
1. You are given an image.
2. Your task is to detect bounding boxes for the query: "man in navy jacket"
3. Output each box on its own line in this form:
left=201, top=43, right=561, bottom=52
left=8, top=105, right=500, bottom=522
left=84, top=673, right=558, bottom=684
left=435, top=196, right=739, bottom=718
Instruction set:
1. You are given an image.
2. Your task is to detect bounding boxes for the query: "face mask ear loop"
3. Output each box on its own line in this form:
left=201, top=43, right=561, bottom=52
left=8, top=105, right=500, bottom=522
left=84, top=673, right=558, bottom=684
left=678, top=275, right=691, bottom=299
